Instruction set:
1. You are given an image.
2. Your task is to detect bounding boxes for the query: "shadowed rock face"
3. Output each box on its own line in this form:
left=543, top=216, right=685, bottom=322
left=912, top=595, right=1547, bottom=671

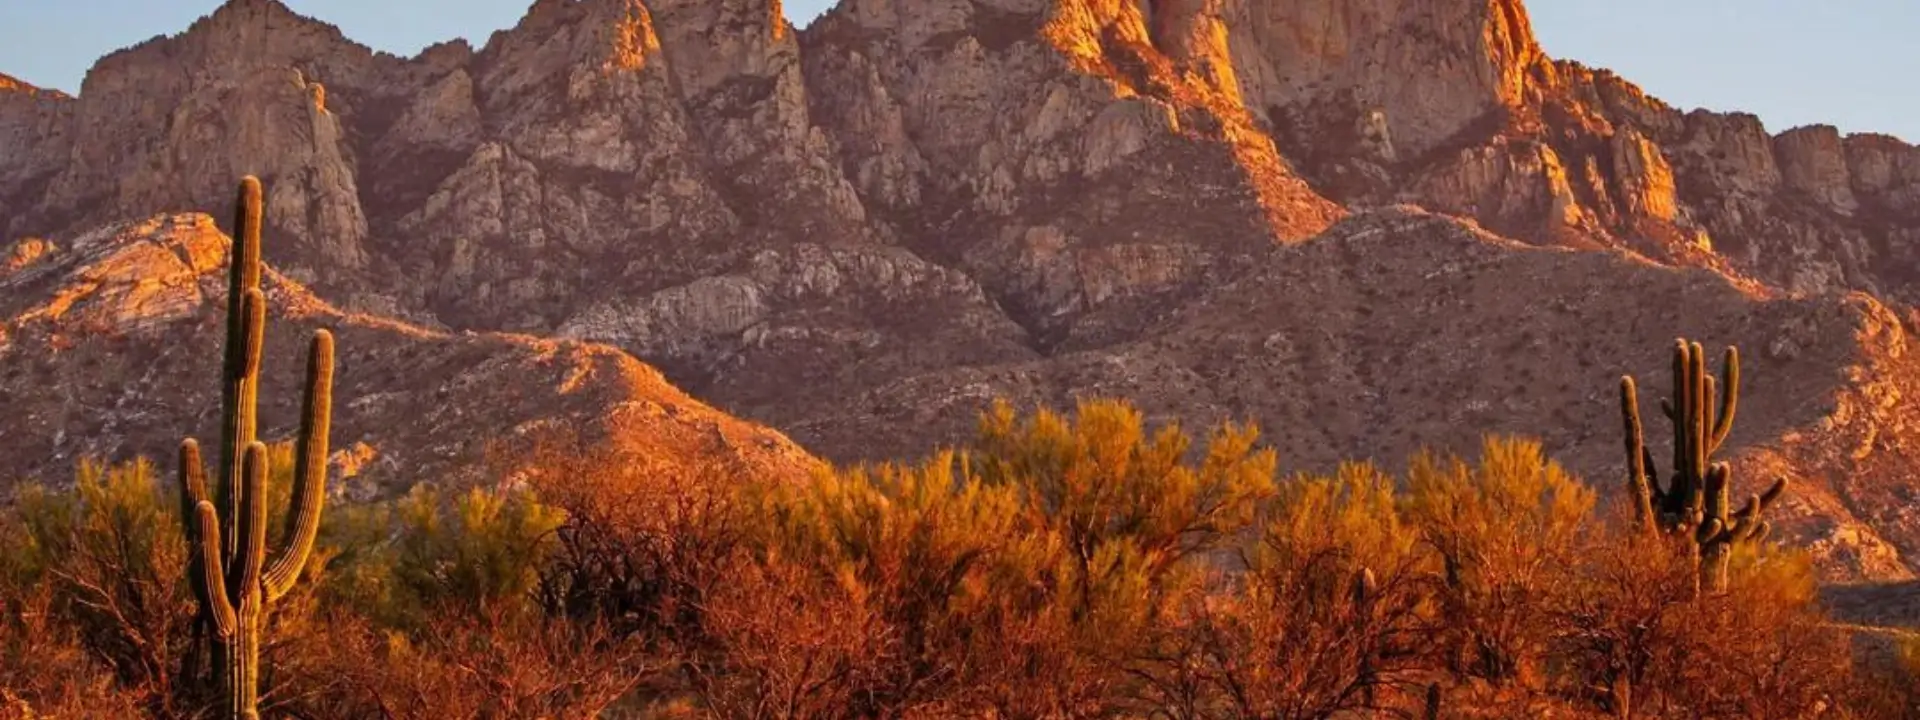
left=3, top=0, right=1920, bottom=580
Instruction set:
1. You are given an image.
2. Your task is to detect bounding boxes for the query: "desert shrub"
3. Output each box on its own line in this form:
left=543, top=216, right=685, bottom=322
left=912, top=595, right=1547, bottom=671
left=717, top=455, right=1021, bottom=716
left=1551, top=510, right=1857, bottom=719
left=0, top=447, right=345, bottom=718
left=969, top=399, right=1277, bottom=714
left=1140, top=461, right=1432, bottom=719
left=1653, top=549, right=1850, bottom=719
left=1548, top=520, right=1699, bottom=715
left=0, top=459, right=195, bottom=714
left=278, top=467, right=647, bottom=718
left=1407, top=436, right=1594, bottom=689
left=282, top=608, right=648, bottom=720
left=0, top=584, right=145, bottom=718
left=388, top=483, right=565, bottom=620
left=0, top=400, right=1895, bottom=718
left=1867, top=635, right=1920, bottom=718
left=519, top=434, right=747, bottom=646
left=686, top=553, right=888, bottom=719
left=682, top=399, right=1278, bottom=717
left=969, top=399, right=1276, bottom=584
left=0, top=446, right=638, bottom=719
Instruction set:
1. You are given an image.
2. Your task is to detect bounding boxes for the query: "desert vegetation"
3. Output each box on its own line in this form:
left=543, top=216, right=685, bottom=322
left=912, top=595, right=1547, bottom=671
left=2, top=397, right=1914, bottom=718
left=0, top=180, right=1916, bottom=718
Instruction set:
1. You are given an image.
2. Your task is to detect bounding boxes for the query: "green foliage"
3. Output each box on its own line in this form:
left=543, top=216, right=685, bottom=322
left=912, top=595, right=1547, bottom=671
left=301, top=483, right=567, bottom=629
left=1257, top=461, right=1416, bottom=582
left=0, top=458, right=194, bottom=714
left=1139, top=460, right=1428, bottom=719
left=698, top=399, right=1280, bottom=716
left=7, top=460, right=178, bottom=585
left=391, top=484, right=567, bottom=618
left=972, top=398, right=1277, bottom=579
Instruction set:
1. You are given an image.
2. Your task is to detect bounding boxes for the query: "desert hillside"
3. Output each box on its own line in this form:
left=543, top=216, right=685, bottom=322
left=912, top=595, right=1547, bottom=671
left=0, top=214, right=817, bottom=492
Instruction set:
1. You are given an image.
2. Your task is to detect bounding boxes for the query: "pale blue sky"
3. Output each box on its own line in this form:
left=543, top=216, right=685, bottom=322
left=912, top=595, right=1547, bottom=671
left=0, top=1, right=1912, bottom=142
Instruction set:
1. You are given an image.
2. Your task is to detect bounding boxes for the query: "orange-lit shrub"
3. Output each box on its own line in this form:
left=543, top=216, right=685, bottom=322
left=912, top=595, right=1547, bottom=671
left=1137, top=462, right=1431, bottom=719
left=1407, top=437, right=1594, bottom=689
left=0, top=400, right=1893, bottom=718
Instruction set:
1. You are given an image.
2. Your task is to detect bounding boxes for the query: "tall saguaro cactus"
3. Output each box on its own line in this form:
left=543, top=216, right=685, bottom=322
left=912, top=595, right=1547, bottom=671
left=1617, top=338, right=1785, bottom=594
left=178, top=176, right=335, bottom=719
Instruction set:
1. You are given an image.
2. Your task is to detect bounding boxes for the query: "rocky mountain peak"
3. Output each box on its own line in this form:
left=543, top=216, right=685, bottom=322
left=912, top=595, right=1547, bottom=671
left=495, top=0, right=662, bottom=73
left=1187, top=0, right=1552, bottom=160
left=0, top=72, right=67, bottom=99
left=90, top=0, right=381, bottom=91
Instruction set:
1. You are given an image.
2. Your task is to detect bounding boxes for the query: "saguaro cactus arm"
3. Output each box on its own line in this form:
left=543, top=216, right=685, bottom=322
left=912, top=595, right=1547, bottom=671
left=1721, top=477, right=1786, bottom=543
left=265, top=330, right=334, bottom=601
left=179, top=440, right=211, bottom=536
left=1709, top=347, right=1738, bottom=452
left=192, top=501, right=237, bottom=640
left=234, top=443, right=269, bottom=600
left=1619, top=377, right=1658, bottom=535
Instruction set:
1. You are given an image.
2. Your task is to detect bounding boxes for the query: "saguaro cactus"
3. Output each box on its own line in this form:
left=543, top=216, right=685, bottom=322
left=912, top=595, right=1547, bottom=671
left=178, top=176, right=335, bottom=719
left=1617, top=338, right=1785, bottom=594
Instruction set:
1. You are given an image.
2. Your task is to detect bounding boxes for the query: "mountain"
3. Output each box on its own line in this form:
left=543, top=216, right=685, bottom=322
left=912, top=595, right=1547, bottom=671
left=2, top=0, right=1918, bottom=580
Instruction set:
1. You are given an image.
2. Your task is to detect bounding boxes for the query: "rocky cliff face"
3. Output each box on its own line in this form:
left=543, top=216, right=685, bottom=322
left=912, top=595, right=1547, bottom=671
left=0, top=73, right=72, bottom=234
left=1257, top=36, right=1920, bottom=311
left=801, top=0, right=1341, bottom=348
left=3, top=0, right=1919, bottom=579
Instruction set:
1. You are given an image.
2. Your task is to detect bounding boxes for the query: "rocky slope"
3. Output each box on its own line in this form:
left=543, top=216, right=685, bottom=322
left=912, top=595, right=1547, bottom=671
left=795, top=208, right=1920, bottom=579
left=0, top=213, right=817, bottom=494
left=2, top=0, right=1919, bottom=579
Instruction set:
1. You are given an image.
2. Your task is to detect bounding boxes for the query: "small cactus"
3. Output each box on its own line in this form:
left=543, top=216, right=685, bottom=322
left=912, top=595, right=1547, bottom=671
left=1618, top=339, right=1785, bottom=594
left=178, top=177, right=335, bottom=719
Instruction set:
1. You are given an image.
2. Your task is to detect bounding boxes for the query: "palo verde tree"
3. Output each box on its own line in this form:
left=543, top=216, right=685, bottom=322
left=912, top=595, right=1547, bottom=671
left=177, top=176, right=336, bottom=719
left=1617, top=338, right=1785, bottom=595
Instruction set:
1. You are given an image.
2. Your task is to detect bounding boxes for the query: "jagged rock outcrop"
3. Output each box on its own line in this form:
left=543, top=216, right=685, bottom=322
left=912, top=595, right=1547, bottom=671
left=556, top=241, right=1037, bottom=423
left=2, top=0, right=1042, bottom=421
left=1149, top=0, right=1553, bottom=158
left=1244, top=22, right=1920, bottom=313
left=802, top=0, right=1342, bottom=347
left=14, top=0, right=384, bottom=284
left=0, top=213, right=818, bottom=492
